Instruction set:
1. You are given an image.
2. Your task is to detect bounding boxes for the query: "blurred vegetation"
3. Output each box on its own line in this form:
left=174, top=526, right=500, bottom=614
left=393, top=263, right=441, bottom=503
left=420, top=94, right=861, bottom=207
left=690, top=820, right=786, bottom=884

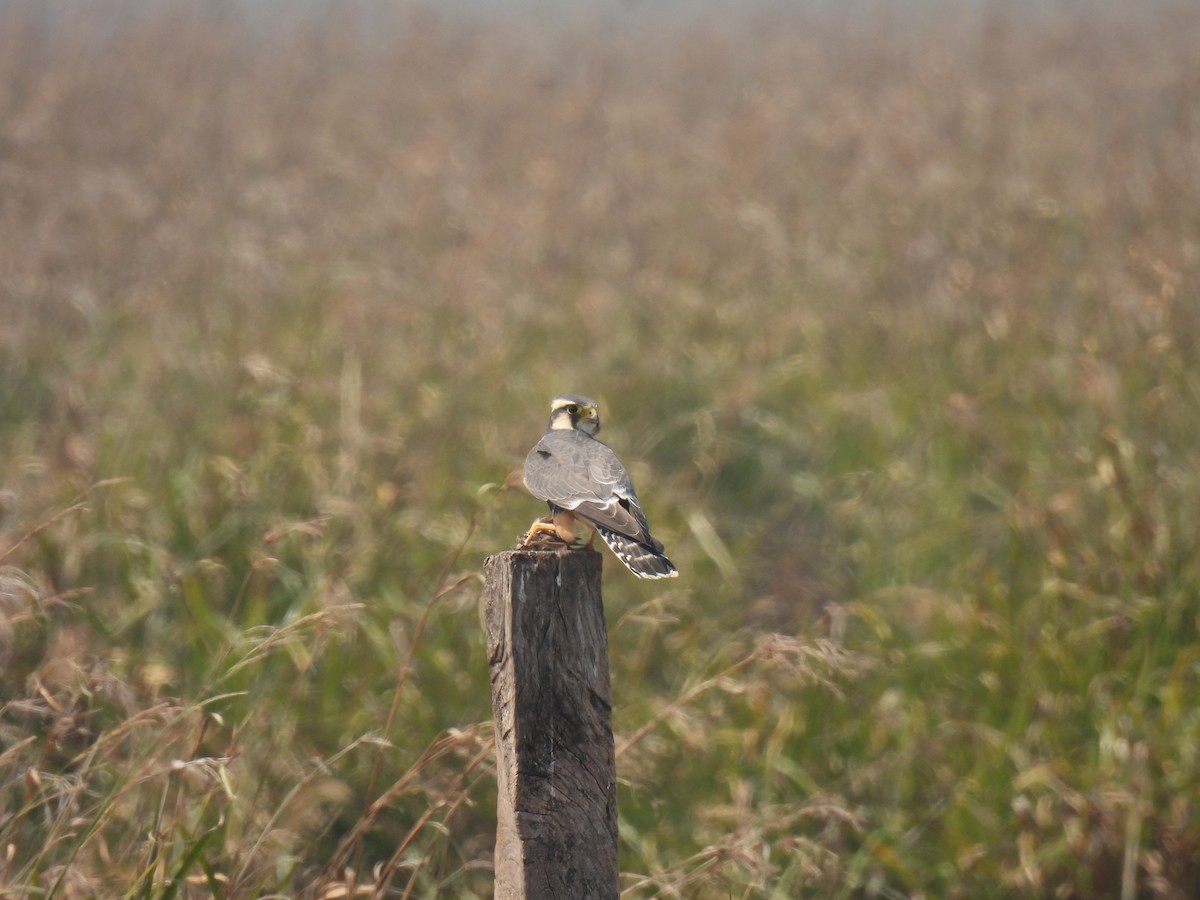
left=1, top=1, right=1199, bottom=896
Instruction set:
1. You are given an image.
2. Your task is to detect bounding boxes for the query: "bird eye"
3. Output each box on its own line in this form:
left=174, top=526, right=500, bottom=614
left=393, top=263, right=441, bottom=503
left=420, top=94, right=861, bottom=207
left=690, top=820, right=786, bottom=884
left=567, top=404, right=579, bottom=414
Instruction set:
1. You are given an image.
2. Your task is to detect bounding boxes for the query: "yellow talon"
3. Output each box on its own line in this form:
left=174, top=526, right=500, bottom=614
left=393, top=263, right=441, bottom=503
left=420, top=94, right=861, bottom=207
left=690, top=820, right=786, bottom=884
left=519, top=511, right=594, bottom=549
left=520, top=519, right=561, bottom=546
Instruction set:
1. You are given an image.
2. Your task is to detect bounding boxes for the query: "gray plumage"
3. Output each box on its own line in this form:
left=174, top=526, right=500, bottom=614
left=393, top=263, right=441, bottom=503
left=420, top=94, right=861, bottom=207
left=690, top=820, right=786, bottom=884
left=523, top=395, right=678, bottom=579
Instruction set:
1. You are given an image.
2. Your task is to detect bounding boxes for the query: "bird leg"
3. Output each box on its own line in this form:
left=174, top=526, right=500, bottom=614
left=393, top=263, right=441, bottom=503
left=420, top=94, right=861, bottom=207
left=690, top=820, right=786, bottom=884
left=555, top=510, right=599, bottom=549
left=520, top=510, right=593, bottom=549
left=520, top=517, right=560, bottom=546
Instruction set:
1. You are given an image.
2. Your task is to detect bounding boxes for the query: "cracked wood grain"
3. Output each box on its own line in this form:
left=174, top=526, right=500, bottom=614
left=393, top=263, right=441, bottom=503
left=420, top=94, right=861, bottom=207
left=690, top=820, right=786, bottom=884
left=483, top=548, right=618, bottom=900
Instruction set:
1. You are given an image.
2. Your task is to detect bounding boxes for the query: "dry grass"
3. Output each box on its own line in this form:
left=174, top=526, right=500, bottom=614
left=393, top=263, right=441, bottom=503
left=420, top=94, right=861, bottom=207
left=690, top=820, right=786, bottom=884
left=1, top=1, right=1199, bottom=896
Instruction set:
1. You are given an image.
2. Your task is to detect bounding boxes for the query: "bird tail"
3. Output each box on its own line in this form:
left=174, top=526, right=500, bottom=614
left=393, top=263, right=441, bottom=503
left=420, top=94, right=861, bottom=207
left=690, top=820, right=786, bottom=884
left=595, top=526, right=679, bottom=580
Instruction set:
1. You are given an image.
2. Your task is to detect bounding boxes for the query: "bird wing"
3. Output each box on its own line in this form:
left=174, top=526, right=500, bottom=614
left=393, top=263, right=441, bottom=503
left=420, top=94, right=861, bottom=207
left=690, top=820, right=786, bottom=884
left=524, top=431, right=650, bottom=541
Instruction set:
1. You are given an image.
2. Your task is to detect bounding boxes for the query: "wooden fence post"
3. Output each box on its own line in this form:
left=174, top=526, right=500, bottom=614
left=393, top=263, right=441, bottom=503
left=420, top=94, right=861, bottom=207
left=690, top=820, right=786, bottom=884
left=483, top=547, right=619, bottom=900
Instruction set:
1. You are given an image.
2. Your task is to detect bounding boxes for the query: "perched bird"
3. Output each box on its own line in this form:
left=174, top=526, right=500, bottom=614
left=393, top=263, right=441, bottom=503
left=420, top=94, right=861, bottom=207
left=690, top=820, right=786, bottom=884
left=522, top=394, right=678, bottom=579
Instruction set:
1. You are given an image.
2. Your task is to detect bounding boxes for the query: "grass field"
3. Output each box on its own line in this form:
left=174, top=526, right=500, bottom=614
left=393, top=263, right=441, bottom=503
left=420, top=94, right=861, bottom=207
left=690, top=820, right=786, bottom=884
left=1, top=1, right=1199, bottom=896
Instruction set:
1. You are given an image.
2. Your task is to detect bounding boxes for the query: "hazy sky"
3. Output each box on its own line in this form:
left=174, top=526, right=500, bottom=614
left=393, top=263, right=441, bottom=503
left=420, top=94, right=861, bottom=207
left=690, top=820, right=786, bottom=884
left=29, top=0, right=1080, bottom=30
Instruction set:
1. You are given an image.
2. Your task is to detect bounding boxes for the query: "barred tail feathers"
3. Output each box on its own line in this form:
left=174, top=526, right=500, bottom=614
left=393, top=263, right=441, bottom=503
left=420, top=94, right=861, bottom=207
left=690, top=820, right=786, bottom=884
left=594, top=525, right=679, bottom=580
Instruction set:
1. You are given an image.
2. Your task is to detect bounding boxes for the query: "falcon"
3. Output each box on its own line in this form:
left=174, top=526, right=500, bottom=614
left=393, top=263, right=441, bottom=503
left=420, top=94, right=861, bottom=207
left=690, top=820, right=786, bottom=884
left=521, top=394, right=678, bottom=579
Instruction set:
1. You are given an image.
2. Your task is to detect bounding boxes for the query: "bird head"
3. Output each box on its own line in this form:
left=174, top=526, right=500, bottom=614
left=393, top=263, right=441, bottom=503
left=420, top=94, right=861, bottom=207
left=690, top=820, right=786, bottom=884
left=548, top=394, right=601, bottom=436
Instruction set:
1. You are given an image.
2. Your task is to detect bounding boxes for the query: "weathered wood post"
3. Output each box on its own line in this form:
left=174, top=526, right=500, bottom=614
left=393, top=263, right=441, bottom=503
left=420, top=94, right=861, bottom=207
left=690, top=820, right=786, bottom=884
left=483, top=547, right=619, bottom=900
